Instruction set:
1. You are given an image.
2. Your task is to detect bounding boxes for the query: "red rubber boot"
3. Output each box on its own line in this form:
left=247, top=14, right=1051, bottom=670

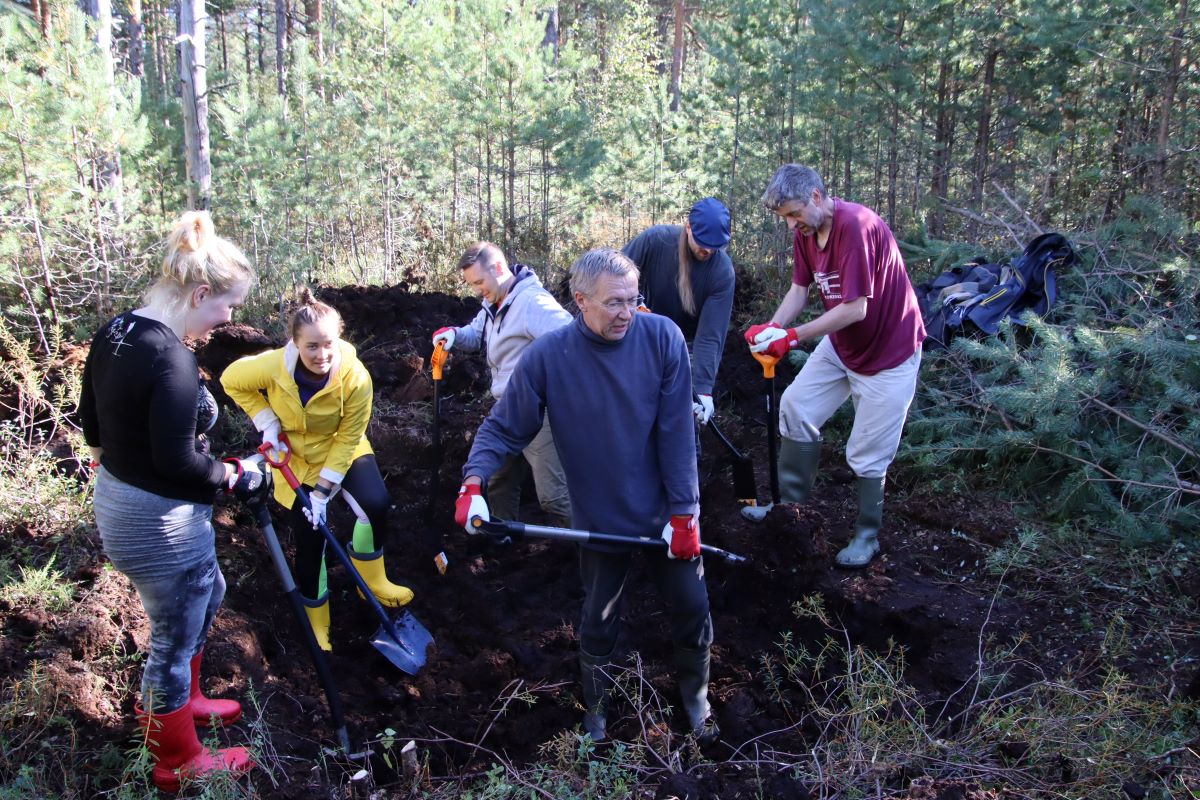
left=137, top=703, right=254, bottom=792
left=189, top=649, right=242, bottom=726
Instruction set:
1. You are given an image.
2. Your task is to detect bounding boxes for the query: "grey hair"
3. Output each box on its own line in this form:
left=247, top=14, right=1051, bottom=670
left=569, top=248, right=640, bottom=298
left=761, top=164, right=826, bottom=211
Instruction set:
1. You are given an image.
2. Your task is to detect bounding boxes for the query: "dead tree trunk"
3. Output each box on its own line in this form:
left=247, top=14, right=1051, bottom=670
left=178, top=0, right=212, bottom=210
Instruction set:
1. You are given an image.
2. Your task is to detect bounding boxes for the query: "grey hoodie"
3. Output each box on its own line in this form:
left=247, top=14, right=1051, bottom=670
left=453, top=264, right=572, bottom=399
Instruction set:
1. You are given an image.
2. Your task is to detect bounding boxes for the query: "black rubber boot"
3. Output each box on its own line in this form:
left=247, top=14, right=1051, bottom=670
left=836, top=476, right=885, bottom=568
left=742, top=439, right=822, bottom=522
left=579, top=646, right=615, bottom=741
left=675, top=645, right=713, bottom=740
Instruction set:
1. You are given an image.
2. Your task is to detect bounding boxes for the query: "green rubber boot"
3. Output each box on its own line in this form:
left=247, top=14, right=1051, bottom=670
left=836, top=476, right=885, bottom=568
left=742, top=439, right=822, bottom=522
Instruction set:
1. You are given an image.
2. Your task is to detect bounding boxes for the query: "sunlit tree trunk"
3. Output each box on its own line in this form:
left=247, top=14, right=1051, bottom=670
left=178, top=0, right=212, bottom=210
left=127, top=0, right=144, bottom=77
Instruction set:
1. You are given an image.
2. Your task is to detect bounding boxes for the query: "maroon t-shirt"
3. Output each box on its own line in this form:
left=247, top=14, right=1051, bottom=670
left=792, top=199, right=926, bottom=375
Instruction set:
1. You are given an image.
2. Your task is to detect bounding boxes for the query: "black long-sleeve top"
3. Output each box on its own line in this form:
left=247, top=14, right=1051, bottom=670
left=79, top=312, right=226, bottom=504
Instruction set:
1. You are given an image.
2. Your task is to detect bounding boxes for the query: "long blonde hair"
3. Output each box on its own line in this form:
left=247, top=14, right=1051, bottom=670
left=676, top=228, right=696, bottom=316
left=146, top=211, right=253, bottom=308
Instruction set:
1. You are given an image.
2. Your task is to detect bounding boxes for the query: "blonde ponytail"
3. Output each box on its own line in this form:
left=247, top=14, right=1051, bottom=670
left=676, top=229, right=697, bottom=317
left=147, top=211, right=253, bottom=308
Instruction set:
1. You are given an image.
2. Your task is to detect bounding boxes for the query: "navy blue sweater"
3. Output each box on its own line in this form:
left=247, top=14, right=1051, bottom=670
left=622, top=224, right=735, bottom=395
left=464, top=312, right=699, bottom=541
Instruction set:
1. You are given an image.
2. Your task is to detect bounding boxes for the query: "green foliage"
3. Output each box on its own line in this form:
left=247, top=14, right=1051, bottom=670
left=904, top=215, right=1199, bottom=544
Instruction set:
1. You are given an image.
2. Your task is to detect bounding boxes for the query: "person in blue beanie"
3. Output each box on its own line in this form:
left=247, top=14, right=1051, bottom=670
left=453, top=248, right=719, bottom=748
left=622, top=197, right=735, bottom=426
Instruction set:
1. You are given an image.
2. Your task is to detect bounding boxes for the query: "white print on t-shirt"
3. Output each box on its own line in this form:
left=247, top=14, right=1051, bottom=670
left=105, top=316, right=137, bottom=358
left=813, top=270, right=842, bottom=301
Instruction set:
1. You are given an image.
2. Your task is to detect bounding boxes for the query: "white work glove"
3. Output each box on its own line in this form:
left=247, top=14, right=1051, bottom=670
left=455, top=483, right=490, bottom=534
left=304, top=486, right=332, bottom=529
left=692, top=394, right=714, bottom=425
left=432, top=327, right=456, bottom=352
left=261, top=419, right=287, bottom=455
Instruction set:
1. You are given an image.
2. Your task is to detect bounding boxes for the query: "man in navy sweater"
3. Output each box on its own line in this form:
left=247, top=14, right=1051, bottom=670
left=454, top=248, right=718, bottom=746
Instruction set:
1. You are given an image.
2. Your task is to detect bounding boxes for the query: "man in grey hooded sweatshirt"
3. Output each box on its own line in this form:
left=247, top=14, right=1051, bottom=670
left=432, top=242, right=572, bottom=526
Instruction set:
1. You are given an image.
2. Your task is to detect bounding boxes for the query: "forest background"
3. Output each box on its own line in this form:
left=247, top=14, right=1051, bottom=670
left=0, top=0, right=1197, bottom=797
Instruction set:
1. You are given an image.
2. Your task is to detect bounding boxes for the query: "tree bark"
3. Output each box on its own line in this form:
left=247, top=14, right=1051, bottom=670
left=668, top=0, right=685, bottom=112
left=304, top=0, right=323, bottom=63
left=1154, top=0, right=1187, bottom=195
left=178, top=0, right=212, bottom=210
left=971, top=47, right=999, bottom=214
left=127, top=0, right=144, bottom=77
left=928, top=60, right=955, bottom=237
left=540, top=5, right=558, bottom=63
left=275, top=0, right=288, bottom=96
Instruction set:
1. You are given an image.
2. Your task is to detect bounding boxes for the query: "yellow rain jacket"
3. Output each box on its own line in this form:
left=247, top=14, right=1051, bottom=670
left=221, top=339, right=374, bottom=509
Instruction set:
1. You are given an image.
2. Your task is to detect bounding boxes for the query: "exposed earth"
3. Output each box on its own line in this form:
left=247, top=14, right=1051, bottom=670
left=2, top=275, right=1196, bottom=798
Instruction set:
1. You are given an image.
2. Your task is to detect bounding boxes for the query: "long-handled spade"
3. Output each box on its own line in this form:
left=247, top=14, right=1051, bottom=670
left=705, top=417, right=759, bottom=507
left=424, top=341, right=449, bottom=574
left=473, top=518, right=748, bottom=564
left=260, top=439, right=435, bottom=675
left=752, top=351, right=782, bottom=507
left=241, top=457, right=352, bottom=751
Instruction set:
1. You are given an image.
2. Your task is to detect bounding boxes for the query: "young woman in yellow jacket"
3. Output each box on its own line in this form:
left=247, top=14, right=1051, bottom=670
left=221, top=290, right=412, bottom=650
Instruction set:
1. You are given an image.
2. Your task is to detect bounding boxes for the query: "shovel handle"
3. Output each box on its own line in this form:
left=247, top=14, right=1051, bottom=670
left=752, top=351, right=779, bottom=379
left=431, top=341, right=447, bottom=381
left=258, top=434, right=294, bottom=474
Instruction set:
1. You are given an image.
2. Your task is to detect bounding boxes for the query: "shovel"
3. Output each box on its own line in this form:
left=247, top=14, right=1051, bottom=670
left=473, top=518, right=747, bottom=564
left=423, top=341, right=449, bottom=574
left=752, top=351, right=782, bottom=506
left=241, top=458, right=351, bottom=751
left=704, top=417, right=758, bottom=506
left=260, top=439, right=435, bottom=675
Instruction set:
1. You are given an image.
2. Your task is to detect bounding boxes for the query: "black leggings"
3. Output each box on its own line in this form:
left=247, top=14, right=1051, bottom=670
left=291, top=455, right=389, bottom=599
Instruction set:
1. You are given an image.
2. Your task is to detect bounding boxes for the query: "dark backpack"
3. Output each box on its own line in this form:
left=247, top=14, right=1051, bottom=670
left=917, top=233, right=1077, bottom=349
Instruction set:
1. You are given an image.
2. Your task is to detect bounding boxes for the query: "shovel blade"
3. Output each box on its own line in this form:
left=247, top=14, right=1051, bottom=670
left=371, top=610, right=435, bottom=675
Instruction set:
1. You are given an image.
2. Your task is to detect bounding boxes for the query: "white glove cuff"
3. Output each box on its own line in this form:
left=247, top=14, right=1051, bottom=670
left=252, top=408, right=281, bottom=433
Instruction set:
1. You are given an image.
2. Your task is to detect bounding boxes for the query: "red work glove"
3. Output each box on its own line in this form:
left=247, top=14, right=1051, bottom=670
left=748, top=325, right=799, bottom=359
left=455, top=483, right=490, bottom=533
left=661, top=514, right=701, bottom=560
left=743, top=321, right=780, bottom=346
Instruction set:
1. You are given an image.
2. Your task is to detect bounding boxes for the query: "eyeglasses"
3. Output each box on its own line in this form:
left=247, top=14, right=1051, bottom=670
left=595, top=294, right=645, bottom=313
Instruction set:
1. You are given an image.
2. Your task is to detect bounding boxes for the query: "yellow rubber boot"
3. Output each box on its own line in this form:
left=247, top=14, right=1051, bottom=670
left=350, top=548, right=414, bottom=608
left=301, top=593, right=331, bottom=652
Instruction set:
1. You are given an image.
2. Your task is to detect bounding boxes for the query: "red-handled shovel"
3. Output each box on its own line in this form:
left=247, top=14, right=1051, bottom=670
left=259, top=437, right=434, bottom=675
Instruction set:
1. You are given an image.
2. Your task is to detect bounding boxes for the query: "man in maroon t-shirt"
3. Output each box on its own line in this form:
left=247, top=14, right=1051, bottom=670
left=743, top=164, right=925, bottom=568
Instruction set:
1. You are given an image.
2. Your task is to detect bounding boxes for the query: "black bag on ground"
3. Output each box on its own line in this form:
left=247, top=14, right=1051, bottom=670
left=916, top=233, right=1077, bottom=349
